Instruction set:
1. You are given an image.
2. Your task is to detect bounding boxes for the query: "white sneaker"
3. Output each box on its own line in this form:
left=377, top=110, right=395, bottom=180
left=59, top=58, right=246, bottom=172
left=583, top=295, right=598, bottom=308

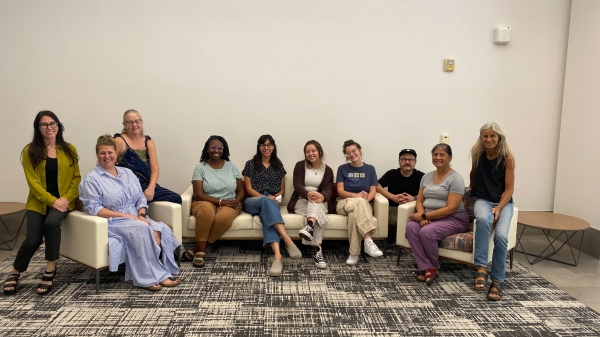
left=314, top=247, right=327, bottom=269
left=364, top=239, right=383, bottom=257
left=346, top=254, right=359, bottom=266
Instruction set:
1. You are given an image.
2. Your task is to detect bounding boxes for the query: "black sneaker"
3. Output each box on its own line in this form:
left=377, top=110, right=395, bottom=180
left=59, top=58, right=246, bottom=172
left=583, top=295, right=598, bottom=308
left=314, top=247, right=327, bottom=269
left=299, top=221, right=314, bottom=241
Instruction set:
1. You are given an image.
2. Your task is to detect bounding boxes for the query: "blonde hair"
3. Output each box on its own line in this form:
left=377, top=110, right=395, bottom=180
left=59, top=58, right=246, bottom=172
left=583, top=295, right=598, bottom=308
left=469, top=122, right=515, bottom=169
left=95, top=134, right=116, bottom=153
left=121, top=109, right=145, bottom=136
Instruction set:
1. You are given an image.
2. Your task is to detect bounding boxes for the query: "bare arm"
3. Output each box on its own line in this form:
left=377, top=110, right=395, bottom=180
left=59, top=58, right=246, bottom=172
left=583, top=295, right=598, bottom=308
left=367, top=185, right=377, bottom=202
left=146, top=139, right=160, bottom=191
left=192, top=180, right=220, bottom=205
left=97, top=206, right=150, bottom=224
left=234, top=179, right=246, bottom=203
left=274, top=177, right=285, bottom=197
left=495, top=156, right=515, bottom=211
left=114, top=137, right=127, bottom=157
left=243, top=176, right=263, bottom=197
left=468, top=166, right=475, bottom=190
left=376, top=184, right=396, bottom=201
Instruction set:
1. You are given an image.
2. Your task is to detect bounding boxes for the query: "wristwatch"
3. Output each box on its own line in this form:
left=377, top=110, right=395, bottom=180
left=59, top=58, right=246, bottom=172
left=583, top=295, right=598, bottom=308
left=138, top=213, right=147, bottom=218
left=421, top=213, right=427, bottom=220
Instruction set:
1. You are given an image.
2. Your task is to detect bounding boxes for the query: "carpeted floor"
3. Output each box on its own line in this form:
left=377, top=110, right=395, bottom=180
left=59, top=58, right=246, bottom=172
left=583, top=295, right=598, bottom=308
left=1, top=241, right=599, bottom=337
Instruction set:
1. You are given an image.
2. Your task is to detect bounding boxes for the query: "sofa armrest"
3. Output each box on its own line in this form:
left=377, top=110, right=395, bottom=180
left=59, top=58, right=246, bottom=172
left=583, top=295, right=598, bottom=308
left=181, top=185, right=194, bottom=232
left=372, top=193, right=389, bottom=238
left=60, top=210, right=109, bottom=269
left=148, top=201, right=182, bottom=244
left=396, top=201, right=416, bottom=247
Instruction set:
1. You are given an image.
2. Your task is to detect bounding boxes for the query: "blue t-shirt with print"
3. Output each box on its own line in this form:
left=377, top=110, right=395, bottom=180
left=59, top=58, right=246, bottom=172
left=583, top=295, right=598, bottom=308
left=336, top=163, right=378, bottom=194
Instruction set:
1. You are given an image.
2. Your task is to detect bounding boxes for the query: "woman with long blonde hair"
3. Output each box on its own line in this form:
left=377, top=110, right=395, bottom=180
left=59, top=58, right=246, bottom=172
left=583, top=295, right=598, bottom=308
left=469, top=122, right=515, bottom=301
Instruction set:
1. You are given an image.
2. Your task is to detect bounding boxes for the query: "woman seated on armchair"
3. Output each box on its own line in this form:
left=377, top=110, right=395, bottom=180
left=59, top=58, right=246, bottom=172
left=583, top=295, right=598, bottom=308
left=407, top=143, right=469, bottom=285
left=79, top=135, right=181, bottom=291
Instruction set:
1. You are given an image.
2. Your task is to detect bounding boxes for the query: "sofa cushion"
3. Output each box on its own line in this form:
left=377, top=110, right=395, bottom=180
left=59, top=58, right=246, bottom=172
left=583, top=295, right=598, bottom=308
left=439, top=231, right=474, bottom=252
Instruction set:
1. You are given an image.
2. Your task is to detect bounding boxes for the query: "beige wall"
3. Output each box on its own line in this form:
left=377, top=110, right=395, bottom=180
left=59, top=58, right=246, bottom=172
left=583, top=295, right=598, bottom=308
left=555, top=0, right=600, bottom=229
left=0, top=1, right=570, bottom=211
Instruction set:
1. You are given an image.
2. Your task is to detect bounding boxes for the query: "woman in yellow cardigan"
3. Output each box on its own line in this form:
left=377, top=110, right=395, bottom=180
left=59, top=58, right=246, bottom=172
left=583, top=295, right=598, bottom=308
left=3, top=111, right=80, bottom=296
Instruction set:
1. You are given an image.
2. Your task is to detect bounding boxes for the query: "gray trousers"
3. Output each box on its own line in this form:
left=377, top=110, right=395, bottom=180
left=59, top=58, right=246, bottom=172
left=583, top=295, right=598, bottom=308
left=294, top=198, right=328, bottom=246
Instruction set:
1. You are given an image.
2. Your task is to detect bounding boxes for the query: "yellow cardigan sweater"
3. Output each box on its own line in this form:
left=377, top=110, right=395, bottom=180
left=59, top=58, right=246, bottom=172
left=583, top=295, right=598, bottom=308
left=22, top=144, right=81, bottom=215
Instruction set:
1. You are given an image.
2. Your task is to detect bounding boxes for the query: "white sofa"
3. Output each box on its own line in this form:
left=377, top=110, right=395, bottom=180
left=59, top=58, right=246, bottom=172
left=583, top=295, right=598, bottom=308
left=181, top=174, right=389, bottom=246
left=395, top=199, right=518, bottom=267
left=60, top=201, right=182, bottom=294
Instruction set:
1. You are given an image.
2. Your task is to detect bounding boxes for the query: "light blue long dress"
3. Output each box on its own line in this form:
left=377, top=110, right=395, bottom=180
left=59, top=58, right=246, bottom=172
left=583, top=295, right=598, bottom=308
left=79, top=164, right=180, bottom=287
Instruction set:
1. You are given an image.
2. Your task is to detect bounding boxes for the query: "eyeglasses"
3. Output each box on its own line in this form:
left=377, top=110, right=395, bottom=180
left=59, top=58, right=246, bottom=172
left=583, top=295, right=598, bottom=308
left=209, top=145, right=224, bottom=151
left=39, top=122, right=59, bottom=129
left=345, top=149, right=359, bottom=156
left=124, top=119, right=143, bottom=125
left=400, top=158, right=416, bottom=163
left=260, top=144, right=274, bottom=149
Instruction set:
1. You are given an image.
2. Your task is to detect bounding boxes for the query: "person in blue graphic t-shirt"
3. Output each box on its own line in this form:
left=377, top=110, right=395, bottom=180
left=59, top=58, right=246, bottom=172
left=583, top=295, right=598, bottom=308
left=335, top=140, right=383, bottom=266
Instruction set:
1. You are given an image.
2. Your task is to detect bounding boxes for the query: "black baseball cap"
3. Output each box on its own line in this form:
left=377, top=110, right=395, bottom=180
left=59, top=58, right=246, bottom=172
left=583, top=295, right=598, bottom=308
left=399, top=149, right=417, bottom=158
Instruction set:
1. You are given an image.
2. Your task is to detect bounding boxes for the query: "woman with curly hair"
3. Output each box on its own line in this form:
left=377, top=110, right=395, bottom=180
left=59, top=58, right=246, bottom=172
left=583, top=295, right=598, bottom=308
left=190, top=135, right=245, bottom=268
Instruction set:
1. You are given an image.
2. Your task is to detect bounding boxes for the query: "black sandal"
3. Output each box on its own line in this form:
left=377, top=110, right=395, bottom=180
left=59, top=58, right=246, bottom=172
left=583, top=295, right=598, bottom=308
left=487, top=281, right=502, bottom=301
left=474, top=272, right=488, bottom=291
left=180, top=247, right=194, bottom=262
left=37, top=268, right=56, bottom=296
left=3, top=273, right=20, bottom=296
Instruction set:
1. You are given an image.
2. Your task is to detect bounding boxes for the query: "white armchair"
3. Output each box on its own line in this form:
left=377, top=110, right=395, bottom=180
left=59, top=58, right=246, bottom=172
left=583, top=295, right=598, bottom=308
left=60, top=201, right=182, bottom=294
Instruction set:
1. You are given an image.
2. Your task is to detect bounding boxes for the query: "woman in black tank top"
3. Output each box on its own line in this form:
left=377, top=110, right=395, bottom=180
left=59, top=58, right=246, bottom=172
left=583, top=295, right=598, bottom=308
left=469, top=122, right=515, bottom=301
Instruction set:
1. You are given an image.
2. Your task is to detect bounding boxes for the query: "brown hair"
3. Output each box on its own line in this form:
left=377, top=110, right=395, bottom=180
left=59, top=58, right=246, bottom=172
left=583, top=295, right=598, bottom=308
left=95, top=134, right=116, bottom=153
left=342, top=139, right=362, bottom=162
left=303, top=140, right=325, bottom=168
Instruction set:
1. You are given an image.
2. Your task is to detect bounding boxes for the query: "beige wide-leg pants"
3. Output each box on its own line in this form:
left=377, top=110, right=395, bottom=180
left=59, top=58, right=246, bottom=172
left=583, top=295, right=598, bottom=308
left=336, top=197, right=377, bottom=255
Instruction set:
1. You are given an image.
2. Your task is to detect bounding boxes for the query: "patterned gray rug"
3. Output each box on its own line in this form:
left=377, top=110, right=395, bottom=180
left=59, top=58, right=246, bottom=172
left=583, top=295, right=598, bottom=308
left=1, top=241, right=599, bottom=337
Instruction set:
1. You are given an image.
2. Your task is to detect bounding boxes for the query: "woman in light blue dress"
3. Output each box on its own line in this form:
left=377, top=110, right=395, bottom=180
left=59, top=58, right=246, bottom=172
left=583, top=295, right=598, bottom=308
left=79, top=135, right=180, bottom=291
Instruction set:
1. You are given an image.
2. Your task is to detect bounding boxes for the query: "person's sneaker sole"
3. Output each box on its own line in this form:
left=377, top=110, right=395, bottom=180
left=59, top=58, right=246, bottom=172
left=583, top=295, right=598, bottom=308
left=298, top=229, right=313, bottom=241
left=365, top=250, right=383, bottom=257
left=315, top=262, right=327, bottom=269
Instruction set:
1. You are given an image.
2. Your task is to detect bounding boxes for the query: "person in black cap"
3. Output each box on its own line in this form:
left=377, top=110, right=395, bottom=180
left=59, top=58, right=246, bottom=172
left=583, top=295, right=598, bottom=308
left=376, top=149, right=425, bottom=240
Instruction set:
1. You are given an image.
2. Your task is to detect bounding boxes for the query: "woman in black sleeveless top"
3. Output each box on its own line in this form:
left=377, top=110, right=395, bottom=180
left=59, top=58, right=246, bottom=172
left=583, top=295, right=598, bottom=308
left=469, top=122, right=515, bottom=301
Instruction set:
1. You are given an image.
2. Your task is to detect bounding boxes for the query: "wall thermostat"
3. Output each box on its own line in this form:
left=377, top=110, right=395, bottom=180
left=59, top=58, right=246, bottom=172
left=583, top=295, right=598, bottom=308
left=443, top=59, right=455, bottom=72
left=494, top=27, right=511, bottom=44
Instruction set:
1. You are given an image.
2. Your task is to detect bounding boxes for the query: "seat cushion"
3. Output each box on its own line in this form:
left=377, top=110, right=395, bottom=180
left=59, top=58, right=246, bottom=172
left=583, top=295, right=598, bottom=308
left=439, top=231, right=474, bottom=252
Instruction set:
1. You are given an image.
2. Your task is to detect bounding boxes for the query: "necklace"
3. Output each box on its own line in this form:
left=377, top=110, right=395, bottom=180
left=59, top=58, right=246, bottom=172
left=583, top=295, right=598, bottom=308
left=311, top=165, right=321, bottom=175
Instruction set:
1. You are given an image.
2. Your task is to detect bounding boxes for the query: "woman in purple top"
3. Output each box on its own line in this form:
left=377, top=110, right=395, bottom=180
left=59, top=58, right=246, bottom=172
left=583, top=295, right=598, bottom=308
left=335, top=140, right=383, bottom=266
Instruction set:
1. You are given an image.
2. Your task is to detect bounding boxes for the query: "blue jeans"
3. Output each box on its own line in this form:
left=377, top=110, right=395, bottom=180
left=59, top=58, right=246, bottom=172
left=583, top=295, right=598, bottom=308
left=243, top=194, right=284, bottom=247
left=473, top=199, right=514, bottom=282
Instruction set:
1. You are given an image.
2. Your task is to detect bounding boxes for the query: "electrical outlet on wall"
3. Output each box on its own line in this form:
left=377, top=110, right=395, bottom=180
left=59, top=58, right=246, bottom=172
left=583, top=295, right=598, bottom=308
left=441, top=134, right=449, bottom=144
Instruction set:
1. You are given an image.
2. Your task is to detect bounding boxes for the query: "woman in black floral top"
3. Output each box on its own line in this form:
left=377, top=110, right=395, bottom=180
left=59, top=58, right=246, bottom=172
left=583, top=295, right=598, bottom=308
left=242, top=135, right=302, bottom=277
